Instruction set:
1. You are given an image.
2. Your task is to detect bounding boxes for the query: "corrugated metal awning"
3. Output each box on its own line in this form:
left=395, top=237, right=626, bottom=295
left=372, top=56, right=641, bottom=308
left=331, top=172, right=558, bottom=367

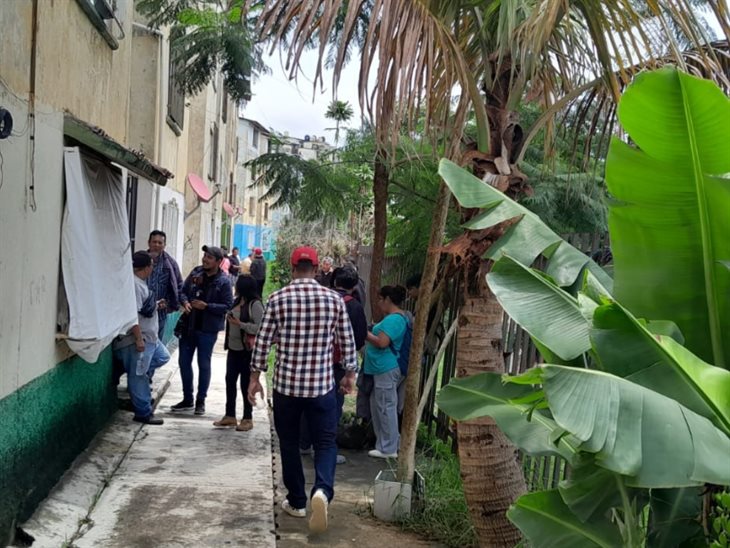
left=63, top=113, right=174, bottom=186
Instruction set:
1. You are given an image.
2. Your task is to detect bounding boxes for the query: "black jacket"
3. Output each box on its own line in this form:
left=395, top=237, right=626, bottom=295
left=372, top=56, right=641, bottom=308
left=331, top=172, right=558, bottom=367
left=179, top=266, right=233, bottom=334
left=250, top=257, right=266, bottom=281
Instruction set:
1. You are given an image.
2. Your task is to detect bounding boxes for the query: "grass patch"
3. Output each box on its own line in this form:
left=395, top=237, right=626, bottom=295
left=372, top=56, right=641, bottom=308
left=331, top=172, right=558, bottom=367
left=400, top=427, right=477, bottom=547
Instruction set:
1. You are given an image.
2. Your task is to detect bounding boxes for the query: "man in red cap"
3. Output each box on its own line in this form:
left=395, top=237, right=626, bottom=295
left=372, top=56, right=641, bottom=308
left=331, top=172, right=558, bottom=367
left=250, top=247, right=267, bottom=295
left=249, top=246, right=357, bottom=534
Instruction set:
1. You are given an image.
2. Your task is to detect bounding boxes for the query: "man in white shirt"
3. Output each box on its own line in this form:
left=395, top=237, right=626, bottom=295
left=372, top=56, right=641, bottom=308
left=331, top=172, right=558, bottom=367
left=113, top=251, right=168, bottom=425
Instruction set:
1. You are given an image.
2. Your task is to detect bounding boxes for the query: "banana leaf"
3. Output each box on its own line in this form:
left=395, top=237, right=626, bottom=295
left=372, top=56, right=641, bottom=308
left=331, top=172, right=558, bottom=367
left=436, top=372, right=578, bottom=463
left=606, top=67, right=730, bottom=367
left=557, top=457, right=644, bottom=524
left=539, top=365, right=730, bottom=487
left=507, top=489, right=624, bottom=548
left=646, top=487, right=704, bottom=548
left=438, top=158, right=612, bottom=290
left=591, top=302, right=730, bottom=436
left=487, top=255, right=592, bottom=361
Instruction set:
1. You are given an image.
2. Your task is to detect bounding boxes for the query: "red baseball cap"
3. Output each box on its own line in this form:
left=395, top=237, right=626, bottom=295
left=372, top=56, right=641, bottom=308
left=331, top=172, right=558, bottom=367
left=290, top=246, right=319, bottom=266
left=254, top=247, right=263, bottom=255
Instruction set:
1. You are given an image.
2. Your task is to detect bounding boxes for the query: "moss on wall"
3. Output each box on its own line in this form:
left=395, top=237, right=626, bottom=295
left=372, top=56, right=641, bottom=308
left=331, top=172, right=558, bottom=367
left=0, top=348, right=117, bottom=544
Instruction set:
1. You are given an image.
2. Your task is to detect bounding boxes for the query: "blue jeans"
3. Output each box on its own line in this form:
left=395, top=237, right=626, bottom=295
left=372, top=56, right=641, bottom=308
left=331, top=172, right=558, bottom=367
left=147, top=340, right=171, bottom=380
left=300, top=367, right=346, bottom=450
left=178, top=331, right=218, bottom=402
left=370, top=368, right=401, bottom=454
left=274, top=389, right=338, bottom=509
left=114, top=342, right=154, bottom=418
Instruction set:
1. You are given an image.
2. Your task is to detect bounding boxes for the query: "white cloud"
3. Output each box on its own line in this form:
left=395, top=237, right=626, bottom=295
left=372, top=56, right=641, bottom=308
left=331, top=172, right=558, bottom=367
left=241, top=50, right=364, bottom=143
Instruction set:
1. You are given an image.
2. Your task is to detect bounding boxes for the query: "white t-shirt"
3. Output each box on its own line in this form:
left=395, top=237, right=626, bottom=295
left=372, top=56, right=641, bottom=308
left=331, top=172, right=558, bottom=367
left=135, top=275, right=159, bottom=343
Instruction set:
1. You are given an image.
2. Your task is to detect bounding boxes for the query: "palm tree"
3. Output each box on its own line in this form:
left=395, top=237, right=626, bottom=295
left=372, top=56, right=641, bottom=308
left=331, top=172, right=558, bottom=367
left=325, top=99, right=355, bottom=145
left=255, top=1, right=728, bottom=544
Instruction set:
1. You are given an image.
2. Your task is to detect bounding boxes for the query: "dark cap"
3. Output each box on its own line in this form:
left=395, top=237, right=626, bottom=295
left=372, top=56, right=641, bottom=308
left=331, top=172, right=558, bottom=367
left=290, top=246, right=318, bottom=266
left=202, top=245, right=224, bottom=261
left=132, top=250, right=153, bottom=269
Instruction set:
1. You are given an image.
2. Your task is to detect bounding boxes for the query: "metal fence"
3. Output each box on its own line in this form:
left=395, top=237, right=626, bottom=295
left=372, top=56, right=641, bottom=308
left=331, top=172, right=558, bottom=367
left=357, top=233, right=609, bottom=492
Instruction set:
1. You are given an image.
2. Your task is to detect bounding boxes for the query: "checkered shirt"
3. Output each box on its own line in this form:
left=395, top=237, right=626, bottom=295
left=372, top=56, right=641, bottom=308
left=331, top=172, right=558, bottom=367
left=251, top=278, right=357, bottom=398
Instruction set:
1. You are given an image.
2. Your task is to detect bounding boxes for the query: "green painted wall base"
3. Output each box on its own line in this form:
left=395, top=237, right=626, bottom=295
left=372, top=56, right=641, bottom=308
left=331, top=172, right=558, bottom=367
left=0, top=315, right=180, bottom=545
left=0, top=348, right=117, bottom=545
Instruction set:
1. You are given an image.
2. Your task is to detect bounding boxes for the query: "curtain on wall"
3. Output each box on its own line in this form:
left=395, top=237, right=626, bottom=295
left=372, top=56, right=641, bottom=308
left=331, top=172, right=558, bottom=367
left=61, top=147, right=137, bottom=362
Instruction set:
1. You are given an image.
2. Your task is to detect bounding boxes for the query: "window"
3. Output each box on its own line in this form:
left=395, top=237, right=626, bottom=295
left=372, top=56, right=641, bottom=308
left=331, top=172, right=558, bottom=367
left=125, top=174, right=139, bottom=250
left=249, top=196, right=255, bottom=215
left=161, top=199, right=180, bottom=259
left=264, top=202, right=269, bottom=221
left=221, top=90, right=228, bottom=123
left=167, top=50, right=185, bottom=134
left=75, top=0, right=123, bottom=49
left=208, top=123, right=219, bottom=181
left=252, top=126, right=260, bottom=149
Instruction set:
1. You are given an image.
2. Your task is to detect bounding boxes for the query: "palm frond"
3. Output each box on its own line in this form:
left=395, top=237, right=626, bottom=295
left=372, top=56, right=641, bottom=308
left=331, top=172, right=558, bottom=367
left=254, top=0, right=728, bottom=158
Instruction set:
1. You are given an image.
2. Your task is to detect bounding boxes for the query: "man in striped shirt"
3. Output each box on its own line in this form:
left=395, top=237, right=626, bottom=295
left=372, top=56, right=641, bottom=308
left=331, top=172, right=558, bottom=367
left=248, top=246, right=357, bottom=533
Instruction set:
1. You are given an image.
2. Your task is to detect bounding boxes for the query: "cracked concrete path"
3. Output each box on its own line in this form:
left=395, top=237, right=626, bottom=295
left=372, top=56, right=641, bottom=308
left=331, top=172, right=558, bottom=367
left=23, top=341, right=275, bottom=548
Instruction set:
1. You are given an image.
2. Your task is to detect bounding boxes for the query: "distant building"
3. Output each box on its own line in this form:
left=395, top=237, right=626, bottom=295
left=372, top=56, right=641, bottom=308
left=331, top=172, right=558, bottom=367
left=234, top=117, right=276, bottom=259
left=278, top=133, right=336, bottom=161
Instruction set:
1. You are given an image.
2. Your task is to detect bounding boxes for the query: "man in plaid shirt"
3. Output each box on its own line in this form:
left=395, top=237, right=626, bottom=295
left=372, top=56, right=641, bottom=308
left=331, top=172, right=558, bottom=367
left=248, top=246, right=357, bottom=533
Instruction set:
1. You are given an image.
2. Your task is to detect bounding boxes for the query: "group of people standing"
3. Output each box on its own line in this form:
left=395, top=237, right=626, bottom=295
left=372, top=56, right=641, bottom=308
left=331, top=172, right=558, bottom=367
left=115, top=234, right=416, bottom=534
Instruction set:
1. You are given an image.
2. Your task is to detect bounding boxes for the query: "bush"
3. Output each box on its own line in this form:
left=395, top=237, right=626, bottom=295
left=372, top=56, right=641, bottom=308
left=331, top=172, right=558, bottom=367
left=399, top=427, right=477, bottom=547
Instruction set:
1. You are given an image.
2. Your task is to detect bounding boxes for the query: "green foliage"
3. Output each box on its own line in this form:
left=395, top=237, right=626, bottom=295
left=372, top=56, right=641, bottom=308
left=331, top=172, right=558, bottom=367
left=437, top=68, right=730, bottom=547
left=399, top=427, right=477, bottom=548
left=136, top=0, right=265, bottom=101
left=245, top=152, right=361, bottom=220
left=270, top=218, right=352, bottom=288
left=516, top=102, right=609, bottom=235
left=606, top=67, right=730, bottom=368
left=439, top=158, right=611, bottom=290
left=325, top=99, right=354, bottom=144
left=711, top=490, right=730, bottom=548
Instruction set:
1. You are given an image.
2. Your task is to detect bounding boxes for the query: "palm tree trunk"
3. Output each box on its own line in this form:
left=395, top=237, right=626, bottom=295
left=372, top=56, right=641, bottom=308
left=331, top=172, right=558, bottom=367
left=369, top=150, right=388, bottom=321
left=457, top=282, right=526, bottom=547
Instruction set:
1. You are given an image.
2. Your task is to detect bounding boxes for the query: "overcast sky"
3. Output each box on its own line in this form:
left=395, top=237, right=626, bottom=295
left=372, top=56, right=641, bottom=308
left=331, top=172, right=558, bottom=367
left=242, top=11, right=724, bottom=142
left=241, top=51, right=364, bottom=144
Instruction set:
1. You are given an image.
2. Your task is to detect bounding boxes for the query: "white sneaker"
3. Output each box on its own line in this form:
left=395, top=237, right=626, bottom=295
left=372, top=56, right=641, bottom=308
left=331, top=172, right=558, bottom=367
left=281, top=499, right=306, bottom=518
left=336, top=454, right=347, bottom=464
left=368, top=449, right=398, bottom=459
left=309, top=489, right=329, bottom=533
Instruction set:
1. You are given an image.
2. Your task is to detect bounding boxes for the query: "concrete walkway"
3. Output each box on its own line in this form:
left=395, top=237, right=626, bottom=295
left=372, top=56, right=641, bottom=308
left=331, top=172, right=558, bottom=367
left=23, top=341, right=276, bottom=547
left=21, top=341, right=441, bottom=548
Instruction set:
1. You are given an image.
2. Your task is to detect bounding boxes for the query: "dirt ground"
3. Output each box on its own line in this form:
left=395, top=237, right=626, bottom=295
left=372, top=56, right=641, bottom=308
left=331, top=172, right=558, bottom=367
left=271, top=431, right=444, bottom=548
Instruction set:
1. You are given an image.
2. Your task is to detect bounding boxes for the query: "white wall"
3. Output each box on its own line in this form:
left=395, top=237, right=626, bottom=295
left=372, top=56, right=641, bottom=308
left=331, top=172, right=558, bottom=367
left=0, top=94, right=65, bottom=399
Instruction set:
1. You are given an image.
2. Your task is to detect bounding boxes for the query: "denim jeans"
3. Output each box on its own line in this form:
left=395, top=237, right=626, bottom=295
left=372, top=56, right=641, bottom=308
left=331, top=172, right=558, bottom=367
left=178, top=331, right=218, bottom=402
left=300, top=367, right=346, bottom=450
left=147, top=340, right=171, bottom=380
left=225, top=349, right=253, bottom=419
left=370, top=367, right=401, bottom=455
left=114, top=342, right=154, bottom=418
left=274, top=389, right=338, bottom=509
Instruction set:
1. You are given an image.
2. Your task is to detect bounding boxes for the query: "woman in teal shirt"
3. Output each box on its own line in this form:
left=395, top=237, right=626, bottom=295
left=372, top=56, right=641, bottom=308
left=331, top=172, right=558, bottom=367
left=364, top=285, right=408, bottom=459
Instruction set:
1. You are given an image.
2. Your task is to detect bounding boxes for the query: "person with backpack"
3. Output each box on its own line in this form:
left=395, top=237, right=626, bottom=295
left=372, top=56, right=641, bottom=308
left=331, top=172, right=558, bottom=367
left=213, top=275, right=264, bottom=431
left=300, top=266, right=367, bottom=463
left=250, top=247, right=267, bottom=296
left=363, top=285, right=410, bottom=459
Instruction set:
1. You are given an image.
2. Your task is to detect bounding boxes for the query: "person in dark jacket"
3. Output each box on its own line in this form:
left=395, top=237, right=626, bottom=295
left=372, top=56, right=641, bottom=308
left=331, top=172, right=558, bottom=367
left=300, top=266, right=367, bottom=464
left=250, top=247, right=267, bottom=295
left=171, top=246, right=233, bottom=415
left=315, top=256, right=334, bottom=288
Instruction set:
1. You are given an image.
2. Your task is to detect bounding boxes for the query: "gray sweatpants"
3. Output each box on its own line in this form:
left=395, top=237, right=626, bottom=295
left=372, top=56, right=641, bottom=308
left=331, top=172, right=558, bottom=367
left=370, top=367, right=401, bottom=454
